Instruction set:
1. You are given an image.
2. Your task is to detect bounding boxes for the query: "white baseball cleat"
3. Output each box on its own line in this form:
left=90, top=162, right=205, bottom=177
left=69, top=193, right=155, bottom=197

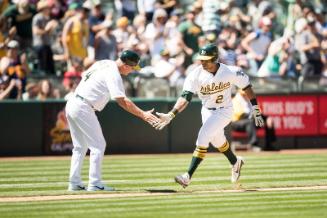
left=231, top=156, right=244, bottom=183
left=87, top=184, right=115, bottom=191
left=174, top=172, right=191, bottom=188
left=67, top=183, right=86, bottom=191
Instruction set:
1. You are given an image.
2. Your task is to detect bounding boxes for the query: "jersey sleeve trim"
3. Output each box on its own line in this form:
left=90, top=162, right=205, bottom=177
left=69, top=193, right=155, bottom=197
left=181, top=90, right=193, bottom=102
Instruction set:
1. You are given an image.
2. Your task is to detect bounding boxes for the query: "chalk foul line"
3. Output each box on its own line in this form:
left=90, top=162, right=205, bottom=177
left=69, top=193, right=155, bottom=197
left=1, top=185, right=327, bottom=203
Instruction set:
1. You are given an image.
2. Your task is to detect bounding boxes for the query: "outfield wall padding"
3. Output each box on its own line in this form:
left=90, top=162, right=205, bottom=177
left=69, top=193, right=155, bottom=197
left=0, top=96, right=327, bottom=156
left=0, top=102, right=43, bottom=156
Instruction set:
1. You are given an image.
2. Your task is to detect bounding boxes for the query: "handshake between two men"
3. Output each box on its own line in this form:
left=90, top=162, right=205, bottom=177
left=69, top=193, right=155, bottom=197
left=144, top=106, right=265, bottom=131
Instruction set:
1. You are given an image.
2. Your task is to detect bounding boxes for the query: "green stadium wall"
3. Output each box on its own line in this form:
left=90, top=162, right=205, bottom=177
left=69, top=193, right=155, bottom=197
left=0, top=96, right=327, bottom=156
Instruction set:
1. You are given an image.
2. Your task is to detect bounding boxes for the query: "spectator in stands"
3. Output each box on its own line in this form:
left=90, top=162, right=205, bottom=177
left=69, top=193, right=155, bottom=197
left=241, top=16, right=273, bottom=76
left=36, top=79, right=60, bottom=100
left=137, top=0, right=156, bottom=23
left=127, top=33, right=151, bottom=67
left=22, top=82, right=39, bottom=100
left=113, top=16, right=130, bottom=52
left=258, top=34, right=296, bottom=77
left=153, top=49, right=180, bottom=87
left=0, top=40, right=30, bottom=96
left=120, top=0, right=138, bottom=21
left=297, top=17, right=323, bottom=78
left=0, top=16, right=16, bottom=59
left=222, top=2, right=252, bottom=32
left=201, top=0, right=222, bottom=35
left=157, top=0, right=177, bottom=17
left=32, top=0, right=58, bottom=75
left=94, top=21, right=117, bottom=61
left=62, top=2, right=89, bottom=67
left=164, top=9, right=188, bottom=59
left=2, top=0, right=36, bottom=51
left=0, top=74, right=22, bottom=100
left=49, top=0, right=67, bottom=20
left=0, top=0, right=9, bottom=15
left=178, top=6, right=203, bottom=68
left=132, top=14, right=147, bottom=40
left=247, top=0, right=273, bottom=28
left=144, top=8, right=168, bottom=64
left=87, top=0, right=105, bottom=61
left=218, top=26, right=239, bottom=66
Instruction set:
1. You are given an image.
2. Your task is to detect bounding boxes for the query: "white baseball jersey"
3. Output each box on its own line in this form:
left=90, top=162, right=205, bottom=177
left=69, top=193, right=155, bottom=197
left=75, top=60, right=126, bottom=111
left=183, top=63, right=250, bottom=148
left=66, top=60, right=126, bottom=187
left=183, top=63, right=250, bottom=108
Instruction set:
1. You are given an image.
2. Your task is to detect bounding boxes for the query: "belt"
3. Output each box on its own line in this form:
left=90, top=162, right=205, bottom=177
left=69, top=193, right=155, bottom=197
left=207, top=107, right=224, bottom=111
left=75, top=94, right=96, bottom=110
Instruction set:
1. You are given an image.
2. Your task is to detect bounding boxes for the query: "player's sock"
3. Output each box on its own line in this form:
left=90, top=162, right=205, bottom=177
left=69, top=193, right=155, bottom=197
left=187, top=146, right=207, bottom=177
left=218, top=141, right=237, bottom=165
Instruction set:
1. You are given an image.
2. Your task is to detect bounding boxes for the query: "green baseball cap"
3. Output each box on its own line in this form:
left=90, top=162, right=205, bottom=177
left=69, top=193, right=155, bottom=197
left=120, top=50, right=141, bottom=71
left=197, top=43, right=218, bottom=61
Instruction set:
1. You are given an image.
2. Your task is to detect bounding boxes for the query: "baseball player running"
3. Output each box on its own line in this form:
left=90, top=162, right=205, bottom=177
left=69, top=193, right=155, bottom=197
left=154, top=44, right=264, bottom=188
left=66, top=50, right=159, bottom=191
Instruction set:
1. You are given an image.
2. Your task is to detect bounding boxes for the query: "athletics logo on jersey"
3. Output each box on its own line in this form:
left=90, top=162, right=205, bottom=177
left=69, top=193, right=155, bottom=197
left=200, top=82, right=231, bottom=95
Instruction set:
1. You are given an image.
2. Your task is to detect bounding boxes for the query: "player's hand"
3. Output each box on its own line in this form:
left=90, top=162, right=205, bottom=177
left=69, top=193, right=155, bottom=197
left=252, top=105, right=264, bottom=127
left=153, top=112, right=174, bottom=130
left=143, top=108, right=160, bottom=126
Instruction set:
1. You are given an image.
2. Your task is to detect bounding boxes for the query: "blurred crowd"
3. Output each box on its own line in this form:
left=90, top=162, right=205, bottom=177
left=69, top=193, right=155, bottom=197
left=0, top=0, right=326, bottom=101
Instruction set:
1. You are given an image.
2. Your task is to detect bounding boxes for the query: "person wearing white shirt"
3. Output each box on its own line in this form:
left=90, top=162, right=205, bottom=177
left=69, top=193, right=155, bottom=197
left=66, top=50, right=159, bottom=191
left=153, top=44, right=264, bottom=188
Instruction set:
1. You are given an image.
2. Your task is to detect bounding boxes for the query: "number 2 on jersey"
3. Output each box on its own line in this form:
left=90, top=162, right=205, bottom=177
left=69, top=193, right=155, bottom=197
left=216, top=95, right=223, bottom=103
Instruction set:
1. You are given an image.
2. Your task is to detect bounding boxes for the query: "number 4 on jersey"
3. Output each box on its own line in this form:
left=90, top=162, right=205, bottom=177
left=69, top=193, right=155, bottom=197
left=84, top=70, right=94, bottom=81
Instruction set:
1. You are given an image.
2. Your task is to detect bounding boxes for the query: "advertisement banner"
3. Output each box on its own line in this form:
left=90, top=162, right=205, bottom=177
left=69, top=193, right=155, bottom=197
left=43, top=102, right=73, bottom=155
left=257, top=95, right=318, bottom=136
left=319, top=95, right=327, bottom=134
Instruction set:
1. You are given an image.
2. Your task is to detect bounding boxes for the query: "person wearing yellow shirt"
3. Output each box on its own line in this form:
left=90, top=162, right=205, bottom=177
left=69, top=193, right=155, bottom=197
left=62, top=2, right=89, bottom=67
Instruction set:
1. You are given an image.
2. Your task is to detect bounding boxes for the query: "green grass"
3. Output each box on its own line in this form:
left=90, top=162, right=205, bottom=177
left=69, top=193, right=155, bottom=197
left=0, top=152, right=327, bottom=218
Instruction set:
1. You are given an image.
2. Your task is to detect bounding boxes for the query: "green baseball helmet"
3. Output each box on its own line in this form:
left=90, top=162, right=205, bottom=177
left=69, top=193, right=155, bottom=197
left=120, top=50, right=141, bottom=71
left=197, top=44, right=218, bottom=61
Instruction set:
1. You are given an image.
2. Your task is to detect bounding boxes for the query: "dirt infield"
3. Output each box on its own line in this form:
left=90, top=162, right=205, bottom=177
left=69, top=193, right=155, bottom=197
left=1, top=185, right=327, bottom=203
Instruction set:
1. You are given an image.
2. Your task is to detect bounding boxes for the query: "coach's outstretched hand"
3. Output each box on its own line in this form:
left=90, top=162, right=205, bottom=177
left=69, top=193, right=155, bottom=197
left=153, top=112, right=175, bottom=130
left=143, top=109, right=160, bottom=126
left=252, top=105, right=265, bottom=127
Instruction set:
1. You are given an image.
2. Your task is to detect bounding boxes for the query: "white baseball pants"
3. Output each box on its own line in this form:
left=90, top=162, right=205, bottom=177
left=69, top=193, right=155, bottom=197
left=196, top=106, right=233, bottom=149
left=65, top=97, right=106, bottom=186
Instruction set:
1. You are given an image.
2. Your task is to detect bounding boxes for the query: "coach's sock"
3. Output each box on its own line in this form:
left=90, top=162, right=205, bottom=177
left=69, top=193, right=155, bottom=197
left=218, top=141, right=237, bottom=165
left=187, top=146, right=207, bottom=177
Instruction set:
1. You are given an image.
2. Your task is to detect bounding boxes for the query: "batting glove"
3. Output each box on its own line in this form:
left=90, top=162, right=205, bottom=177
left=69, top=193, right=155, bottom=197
left=252, top=105, right=265, bottom=127
left=153, top=112, right=175, bottom=130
